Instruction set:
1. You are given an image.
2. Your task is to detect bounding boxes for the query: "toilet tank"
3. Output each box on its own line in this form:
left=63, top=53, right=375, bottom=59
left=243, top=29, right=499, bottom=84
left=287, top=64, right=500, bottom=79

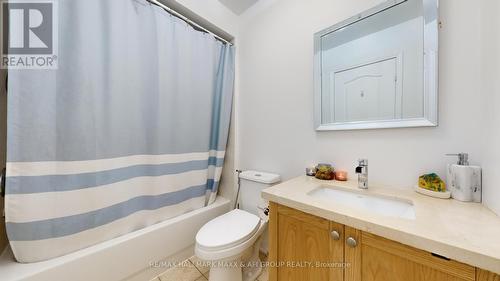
left=238, top=170, right=281, bottom=216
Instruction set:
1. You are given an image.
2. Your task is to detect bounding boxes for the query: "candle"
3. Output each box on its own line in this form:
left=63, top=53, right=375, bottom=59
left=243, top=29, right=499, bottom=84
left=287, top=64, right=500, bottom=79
left=336, top=170, right=348, bottom=181
left=305, top=167, right=316, bottom=176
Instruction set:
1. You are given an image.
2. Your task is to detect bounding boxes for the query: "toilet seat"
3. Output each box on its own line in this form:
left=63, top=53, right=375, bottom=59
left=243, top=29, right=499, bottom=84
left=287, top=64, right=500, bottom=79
left=196, top=209, right=261, bottom=252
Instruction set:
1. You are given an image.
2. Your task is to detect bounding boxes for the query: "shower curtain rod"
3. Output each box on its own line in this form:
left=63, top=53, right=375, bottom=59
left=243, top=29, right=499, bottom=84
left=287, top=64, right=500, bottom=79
left=146, top=0, right=233, bottom=46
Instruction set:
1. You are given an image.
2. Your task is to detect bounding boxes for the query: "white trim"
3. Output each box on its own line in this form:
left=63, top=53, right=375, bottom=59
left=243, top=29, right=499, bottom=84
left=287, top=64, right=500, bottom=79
left=316, top=118, right=436, bottom=131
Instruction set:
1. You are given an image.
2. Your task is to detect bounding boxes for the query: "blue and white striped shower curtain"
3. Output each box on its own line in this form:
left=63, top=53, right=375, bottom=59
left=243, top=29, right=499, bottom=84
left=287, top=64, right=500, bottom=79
left=5, top=0, right=234, bottom=262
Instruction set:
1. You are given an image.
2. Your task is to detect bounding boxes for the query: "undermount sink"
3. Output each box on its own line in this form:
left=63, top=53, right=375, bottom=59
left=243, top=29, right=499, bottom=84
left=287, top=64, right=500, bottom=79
left=307, top=186, right=416, bottom=220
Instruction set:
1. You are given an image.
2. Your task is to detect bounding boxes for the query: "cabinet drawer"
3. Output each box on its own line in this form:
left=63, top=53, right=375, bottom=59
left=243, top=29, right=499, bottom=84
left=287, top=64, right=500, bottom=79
left=360, top=232, right=475, bottom=281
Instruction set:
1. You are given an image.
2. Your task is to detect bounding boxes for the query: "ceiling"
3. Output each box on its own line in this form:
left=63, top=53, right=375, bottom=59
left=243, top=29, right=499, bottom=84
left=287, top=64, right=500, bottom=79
left=218, top=0, right=259, bottom=15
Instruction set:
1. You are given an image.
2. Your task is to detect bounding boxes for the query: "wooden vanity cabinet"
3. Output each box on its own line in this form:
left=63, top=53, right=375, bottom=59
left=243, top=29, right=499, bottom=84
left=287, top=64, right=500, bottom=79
left=268, top=203, right=345, bottom=281
left=269, top=202, right=498, bottom=281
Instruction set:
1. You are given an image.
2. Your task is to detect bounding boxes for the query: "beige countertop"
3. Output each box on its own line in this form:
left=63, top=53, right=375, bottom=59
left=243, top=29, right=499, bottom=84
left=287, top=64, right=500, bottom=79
left=262, top=176, right=500, bottom=274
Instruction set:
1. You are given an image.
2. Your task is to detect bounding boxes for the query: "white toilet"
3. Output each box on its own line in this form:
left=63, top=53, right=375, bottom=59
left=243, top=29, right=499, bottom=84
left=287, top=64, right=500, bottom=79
left=195, top=170, right=280, bottom=281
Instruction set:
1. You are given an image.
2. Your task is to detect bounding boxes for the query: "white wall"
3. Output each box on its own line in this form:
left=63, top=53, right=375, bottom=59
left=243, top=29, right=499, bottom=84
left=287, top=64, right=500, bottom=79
left=237, top=0, right=486, bottom=192
left=481, top=0, right=500, bottom=215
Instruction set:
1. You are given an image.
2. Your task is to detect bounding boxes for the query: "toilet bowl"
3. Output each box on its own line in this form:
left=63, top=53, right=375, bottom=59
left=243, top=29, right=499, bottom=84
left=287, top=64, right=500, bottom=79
left=195, top=170, right=280, bottom=281
left=195, top=209, right=268, bottom=281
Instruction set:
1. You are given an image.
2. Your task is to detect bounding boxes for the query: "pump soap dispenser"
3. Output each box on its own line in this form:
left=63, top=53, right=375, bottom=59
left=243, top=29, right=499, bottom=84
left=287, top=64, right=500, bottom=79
left=446, top=153, right=482, bottom=202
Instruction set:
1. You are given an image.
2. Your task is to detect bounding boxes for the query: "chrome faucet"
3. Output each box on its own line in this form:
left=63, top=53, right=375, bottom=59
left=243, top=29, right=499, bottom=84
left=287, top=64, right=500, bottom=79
left=355, top=159, right=368, bottom=189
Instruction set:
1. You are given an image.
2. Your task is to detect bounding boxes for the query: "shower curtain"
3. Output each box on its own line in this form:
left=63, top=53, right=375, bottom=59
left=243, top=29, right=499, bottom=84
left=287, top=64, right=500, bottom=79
left=5, top=0, right=234, bottom=262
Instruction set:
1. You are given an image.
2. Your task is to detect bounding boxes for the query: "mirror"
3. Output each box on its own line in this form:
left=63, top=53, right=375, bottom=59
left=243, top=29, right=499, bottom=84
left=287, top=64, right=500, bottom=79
left=314, top=0, right=438, bottom=131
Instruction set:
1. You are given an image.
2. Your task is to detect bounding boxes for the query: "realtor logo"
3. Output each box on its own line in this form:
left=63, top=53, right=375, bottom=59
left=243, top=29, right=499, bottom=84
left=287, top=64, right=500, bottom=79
left=1, top=0, right=58, bottom=69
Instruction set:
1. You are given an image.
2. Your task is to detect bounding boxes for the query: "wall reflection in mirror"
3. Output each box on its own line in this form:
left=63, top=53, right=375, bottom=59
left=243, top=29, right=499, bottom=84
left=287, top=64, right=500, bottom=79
left=314, top=0, right=438, bottom=131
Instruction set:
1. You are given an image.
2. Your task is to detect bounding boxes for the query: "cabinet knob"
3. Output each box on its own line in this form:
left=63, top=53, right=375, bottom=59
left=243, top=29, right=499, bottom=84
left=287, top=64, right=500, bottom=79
left=331, top=230, right=340, bottom=241
left=346, top=237, right=357, bottom=248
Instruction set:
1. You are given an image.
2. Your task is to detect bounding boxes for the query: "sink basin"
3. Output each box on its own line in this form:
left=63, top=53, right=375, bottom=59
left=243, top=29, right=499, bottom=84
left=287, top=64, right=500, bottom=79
left=307, top=186, right=416, bottom=220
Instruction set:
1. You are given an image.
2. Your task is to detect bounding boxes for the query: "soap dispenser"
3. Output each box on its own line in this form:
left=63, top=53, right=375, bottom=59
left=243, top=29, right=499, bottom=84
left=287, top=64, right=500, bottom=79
left=446, top=153, right=482, bottom=202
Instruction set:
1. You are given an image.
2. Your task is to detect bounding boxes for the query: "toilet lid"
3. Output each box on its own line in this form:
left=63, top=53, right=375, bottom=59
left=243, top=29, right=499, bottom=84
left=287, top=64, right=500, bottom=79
left=196, top=209, right=261, bottom=251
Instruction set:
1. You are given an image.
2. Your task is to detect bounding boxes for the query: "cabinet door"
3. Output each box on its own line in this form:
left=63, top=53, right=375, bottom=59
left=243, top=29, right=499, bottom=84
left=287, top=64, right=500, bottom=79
left=477, top=269, right=500, bottom=281
left=269, top=203, right=344, bottom=281
left=344, top=227, right=476, bottom=281
left=332, top=57, right=399, bottom=123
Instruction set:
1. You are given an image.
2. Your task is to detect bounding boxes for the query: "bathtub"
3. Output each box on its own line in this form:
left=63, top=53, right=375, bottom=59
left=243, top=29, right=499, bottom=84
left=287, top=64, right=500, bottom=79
left=0, top=197, right=231, bottom=281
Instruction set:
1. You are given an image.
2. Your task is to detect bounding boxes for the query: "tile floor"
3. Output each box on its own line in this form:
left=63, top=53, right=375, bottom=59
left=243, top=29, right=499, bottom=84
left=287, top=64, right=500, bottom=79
left=152, top=254, right=268, bottom=281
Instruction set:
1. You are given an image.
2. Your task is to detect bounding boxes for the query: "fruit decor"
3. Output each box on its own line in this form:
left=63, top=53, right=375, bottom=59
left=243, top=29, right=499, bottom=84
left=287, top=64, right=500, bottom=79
left=315, top=163, right=335, bottom=180
left=418, top=173, right=446, bottom=192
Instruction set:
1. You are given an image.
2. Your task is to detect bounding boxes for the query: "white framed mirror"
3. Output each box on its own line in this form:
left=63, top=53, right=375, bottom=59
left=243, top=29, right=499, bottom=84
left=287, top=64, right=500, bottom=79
left=314, top=0, right=439, bottom=131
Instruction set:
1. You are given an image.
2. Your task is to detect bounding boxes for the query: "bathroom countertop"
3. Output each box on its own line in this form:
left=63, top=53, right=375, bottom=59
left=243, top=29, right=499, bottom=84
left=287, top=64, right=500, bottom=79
left=262, top=176, right=500, bottom=274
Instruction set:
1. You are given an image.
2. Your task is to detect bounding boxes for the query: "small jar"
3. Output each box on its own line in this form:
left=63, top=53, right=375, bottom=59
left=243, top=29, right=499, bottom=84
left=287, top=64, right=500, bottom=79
left=315, top=164, right=335, bottom=180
